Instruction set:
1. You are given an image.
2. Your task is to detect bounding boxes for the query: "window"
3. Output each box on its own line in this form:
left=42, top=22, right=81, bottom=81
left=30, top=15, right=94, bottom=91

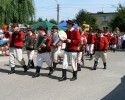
left=103, top=16, right=109, bottom=22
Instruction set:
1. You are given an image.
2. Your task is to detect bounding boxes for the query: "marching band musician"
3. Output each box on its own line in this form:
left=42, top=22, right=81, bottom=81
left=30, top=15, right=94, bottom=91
left=25, top=28, right=36, bottom=68
left=59, top=20, right=81, bottom=81
left=77, top=27, right=87, bottom=71
left=8, top=23, right=27, bottom=74
left=91, top=29, right=109, bottom=70
left=32, top=26, right=53, bottom=78
left=50, top=26, right=62, bottom=71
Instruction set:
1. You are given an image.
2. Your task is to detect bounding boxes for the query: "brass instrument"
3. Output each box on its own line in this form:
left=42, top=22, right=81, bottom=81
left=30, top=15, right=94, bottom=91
left=78, top=37, right=85, bottom=50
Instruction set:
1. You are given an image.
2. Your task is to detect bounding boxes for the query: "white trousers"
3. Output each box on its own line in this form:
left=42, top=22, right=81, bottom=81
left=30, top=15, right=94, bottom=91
left=62, top=51, right=77, bottom=71
left=77, top=52, right=84, bottom=65
left=36, top=52, right=52, bottom=67
left=111, top=44, right=116, bottom=49
left=51, top=47, right=61, bottom=63
left=27, top=50, right=35, bottom=60
left=94, top=51, right=107, bottom=63
left=9, top=47, right=25, bottom=68
left=86, top=44, right=94, bottom=54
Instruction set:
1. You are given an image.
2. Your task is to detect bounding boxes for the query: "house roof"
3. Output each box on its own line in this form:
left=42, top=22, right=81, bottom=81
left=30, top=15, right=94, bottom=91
left=88, top=12, right=117, bottom=15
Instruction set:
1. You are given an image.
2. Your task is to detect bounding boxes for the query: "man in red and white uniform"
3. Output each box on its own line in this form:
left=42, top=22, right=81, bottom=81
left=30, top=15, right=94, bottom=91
left=59, top=20, right=81, bottom=81
left=110, top=34, right=118, bottom=52
left=104, top=29, right=111, bottom=41
left=91, top=30, right=109, bottom=70
left=86, top=29, right=96, bottom=60
left=32, top=26, right=53, bottom=78
left=8, top=23, right=27, bottom=74
left=77, top=27, right=87, bottom=71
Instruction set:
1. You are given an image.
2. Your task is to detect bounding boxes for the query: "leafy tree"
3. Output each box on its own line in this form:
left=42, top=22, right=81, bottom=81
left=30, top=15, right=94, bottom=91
left=49, top=19, right=57, bottom=24
left=59, top=20, right=65, bottom=24
left=109, top=4, right=125, bottom=32
left=0, top=0, right=35, bottom=26
left=37, top=18, right=43, bottom=22
left=75, top=9, right=98, bottom=30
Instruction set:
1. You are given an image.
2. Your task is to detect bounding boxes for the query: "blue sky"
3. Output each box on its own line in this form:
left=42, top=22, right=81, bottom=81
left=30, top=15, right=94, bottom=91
left=34, top=0, right=125, bottom=22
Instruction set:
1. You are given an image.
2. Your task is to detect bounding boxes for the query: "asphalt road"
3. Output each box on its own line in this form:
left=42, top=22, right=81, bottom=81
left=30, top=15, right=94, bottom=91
left=0, top=50, right=125, bottom=100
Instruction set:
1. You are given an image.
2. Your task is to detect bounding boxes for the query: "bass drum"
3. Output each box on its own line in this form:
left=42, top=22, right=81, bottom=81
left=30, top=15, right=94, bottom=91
left=58, top=30, right=67, bottom=41
left=52, top=30, right=67, bottom=47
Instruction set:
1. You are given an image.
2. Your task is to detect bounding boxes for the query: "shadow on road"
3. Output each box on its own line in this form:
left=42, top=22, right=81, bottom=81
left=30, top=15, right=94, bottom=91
left=0, top=68, right=10, bottom=73
left=0, top=65, right=73, bottom=81
left=101, top=75, right=125, bottom=100
left=82, top=66, right=92, bottom=70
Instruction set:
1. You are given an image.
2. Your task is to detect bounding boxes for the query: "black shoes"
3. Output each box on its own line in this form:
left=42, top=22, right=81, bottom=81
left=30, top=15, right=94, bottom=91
left=8, top=67, right=15, bottom=74
left=91, top=67, right=96, bottom=70
left=91, top=61, right=98, bottom=70
left=48, top=67, right=53, bottom=75
left=103, top=62, right=106, bottom=69
left=59, top=69, right=67, bottom=81
left=32, top=73, right=40, bottom=78
left=27, top=60, right=35, bottom=69
left=32, top=67, right=41, bottom=78
left=23, top=65, right=28, bottom=72
left=59, top=70, right=77, bottom=81
left=70, top=71, right=77, bottom=81
left=77, top=64, right=81, bottom=71
left=8, top=65, right=28, bottom=74
left=53, top=62, right=57, bottom=71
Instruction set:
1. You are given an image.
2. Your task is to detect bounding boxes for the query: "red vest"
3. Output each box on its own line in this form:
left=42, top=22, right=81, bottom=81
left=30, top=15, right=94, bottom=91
left=64, top=29, right=81, bottom=52
left=94, top=35, right=109, bottom=51
left=104, top=33, right=111, bottom=41
left=87, top=33, right=96, bottom=44
left=9, top=31, right=25, bottom=48
left=110, top=37, right=118, bottom=45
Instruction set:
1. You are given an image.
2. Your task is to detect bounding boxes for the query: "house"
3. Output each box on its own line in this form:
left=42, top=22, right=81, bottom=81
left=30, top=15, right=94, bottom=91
left=89, top=12, right=117, bottom=30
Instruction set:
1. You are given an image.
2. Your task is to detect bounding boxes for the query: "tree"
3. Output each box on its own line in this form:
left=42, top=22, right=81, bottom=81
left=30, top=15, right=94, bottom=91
left=37, top=18, right=43, bottom=22
left=109, top=4, right=125, bottom=32
left=49, top=19, right=57, bottom=24
left=0, top=0, right=35, bottom=26
left=59, top=20, right=65, bottom=24
left=75, top=9, right=98, bottom=30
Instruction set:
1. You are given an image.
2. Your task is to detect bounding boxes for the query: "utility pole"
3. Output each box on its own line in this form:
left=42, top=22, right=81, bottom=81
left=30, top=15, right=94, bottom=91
left=57, top=4, right=59, bottom=24
left=55, top=0, right=59, bottom=24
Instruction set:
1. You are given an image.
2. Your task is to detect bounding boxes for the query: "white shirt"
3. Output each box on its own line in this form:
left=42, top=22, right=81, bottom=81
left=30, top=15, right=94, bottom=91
left=122, top=34, right=125, bottom=40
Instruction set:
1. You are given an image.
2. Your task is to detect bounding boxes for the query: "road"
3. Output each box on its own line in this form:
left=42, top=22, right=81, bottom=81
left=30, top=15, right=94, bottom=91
left=0, top=50, right=125, bottom=100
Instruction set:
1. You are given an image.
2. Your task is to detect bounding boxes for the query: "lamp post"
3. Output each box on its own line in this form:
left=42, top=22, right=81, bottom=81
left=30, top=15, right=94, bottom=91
left=55, top=0, right=59, bottom=24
